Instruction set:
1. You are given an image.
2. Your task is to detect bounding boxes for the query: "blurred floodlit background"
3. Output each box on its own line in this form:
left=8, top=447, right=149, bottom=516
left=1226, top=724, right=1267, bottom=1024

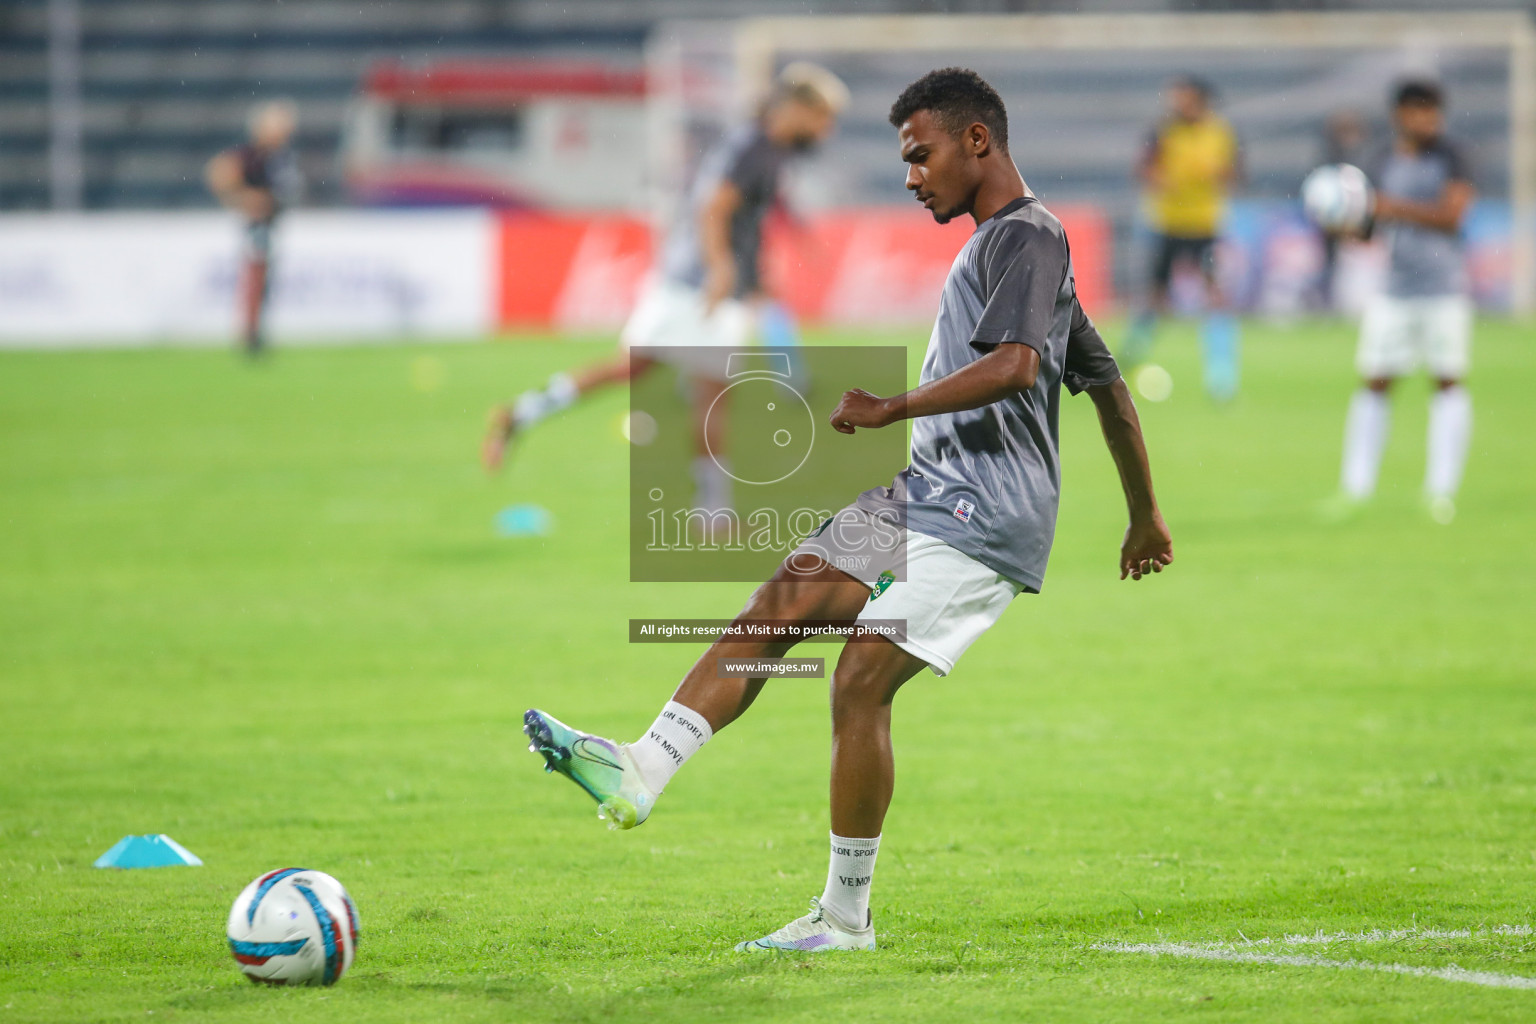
left=2, top=0, right=1532, bottom=345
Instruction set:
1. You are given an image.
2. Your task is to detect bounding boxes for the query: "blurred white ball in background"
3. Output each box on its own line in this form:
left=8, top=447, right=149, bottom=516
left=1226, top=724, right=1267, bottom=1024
left=1301, top=163, right=1374, bottom=233
left=1134, top=364, right=1174, bottom=403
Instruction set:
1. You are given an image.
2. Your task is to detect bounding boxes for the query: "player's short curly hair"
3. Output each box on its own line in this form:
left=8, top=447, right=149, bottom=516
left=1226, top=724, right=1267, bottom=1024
left=1170, top=74, right=1215, bottom=102
left=888, top=68, right=1008, bottom=152
left=1394, top=78, right=1444, bottom=109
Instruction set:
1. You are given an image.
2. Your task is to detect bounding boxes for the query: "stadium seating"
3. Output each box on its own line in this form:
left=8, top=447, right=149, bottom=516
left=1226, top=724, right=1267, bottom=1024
left=0, top=0, right=1517, bottom=300
left=0, top=0, right=645, bottom=210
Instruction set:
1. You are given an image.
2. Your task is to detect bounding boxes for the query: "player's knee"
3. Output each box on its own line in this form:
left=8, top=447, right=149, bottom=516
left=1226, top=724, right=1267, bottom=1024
left=739, top=572, right=823, bottom=625
left=1365, top=377, right=1394, bottom=393
left=829, top=671, right=885, bottom=723
left=829, top=659, right=903, bottom=721
left=1435, top=377, right=1462, bottom=391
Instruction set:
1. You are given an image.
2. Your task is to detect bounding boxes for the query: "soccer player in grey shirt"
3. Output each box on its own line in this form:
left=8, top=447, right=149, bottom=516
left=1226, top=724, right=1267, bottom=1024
left=522, top=69, right=1174, bottom=951
left=1331, top=80, right=1476, bottom=526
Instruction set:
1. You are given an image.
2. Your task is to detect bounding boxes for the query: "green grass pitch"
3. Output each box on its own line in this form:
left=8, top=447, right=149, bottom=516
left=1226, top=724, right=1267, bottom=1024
left=2, top=319, right=1534, bottom=1022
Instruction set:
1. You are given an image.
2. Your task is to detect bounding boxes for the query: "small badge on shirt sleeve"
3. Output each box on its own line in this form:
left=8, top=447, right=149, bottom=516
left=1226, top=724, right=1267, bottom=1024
left=953, top=499, right=974, bottom=523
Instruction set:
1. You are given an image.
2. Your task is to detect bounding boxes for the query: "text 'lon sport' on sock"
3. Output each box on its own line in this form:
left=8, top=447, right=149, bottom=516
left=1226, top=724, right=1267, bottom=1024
left=819, top=832, right=880, bottom=930
left=629, top=701, right=712, bottom=794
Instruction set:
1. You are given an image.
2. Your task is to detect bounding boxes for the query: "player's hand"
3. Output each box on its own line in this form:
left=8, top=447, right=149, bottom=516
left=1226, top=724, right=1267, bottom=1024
left=829, top=389, right=894, bottom=434
left=1120, top=514, right=1173, bottom=581
left=242, top=190, right=275, bottom=220
left=702, top=263, right=737, bottom=314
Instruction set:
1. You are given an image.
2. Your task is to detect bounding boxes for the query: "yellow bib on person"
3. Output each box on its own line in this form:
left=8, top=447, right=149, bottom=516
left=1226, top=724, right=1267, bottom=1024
left=1147, top=115, right=1238, bottom=239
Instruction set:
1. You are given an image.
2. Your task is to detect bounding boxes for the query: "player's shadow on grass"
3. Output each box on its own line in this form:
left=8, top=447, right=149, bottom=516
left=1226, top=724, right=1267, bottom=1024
left=393, top=958, right=903, bottom=1018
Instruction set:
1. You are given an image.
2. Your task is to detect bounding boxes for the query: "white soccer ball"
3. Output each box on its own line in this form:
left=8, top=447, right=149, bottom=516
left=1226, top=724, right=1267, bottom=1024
left=1301, top=163, right=1374, bottom=233
left=227, top=868, right=359, bottom=986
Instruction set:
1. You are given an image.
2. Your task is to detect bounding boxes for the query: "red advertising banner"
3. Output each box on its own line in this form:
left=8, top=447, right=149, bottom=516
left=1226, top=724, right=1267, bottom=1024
left=497, top=214, right=653, bottom=330
left=495, top=205, right=1112, bottom=332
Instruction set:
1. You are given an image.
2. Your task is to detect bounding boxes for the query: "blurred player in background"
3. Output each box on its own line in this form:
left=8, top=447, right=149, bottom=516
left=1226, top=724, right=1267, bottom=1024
left=205, top=100, right=301, bottom=356
left=1123, top=75, right=1243, bottom=401
left=521, top=68, right=1173, bottom=953
left=1331, top=80, right=1475, bottom=525
left=483, top=63, right=848, bottom=514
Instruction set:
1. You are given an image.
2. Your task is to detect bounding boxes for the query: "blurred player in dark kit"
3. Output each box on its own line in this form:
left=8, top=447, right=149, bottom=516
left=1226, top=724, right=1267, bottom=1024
left=206, top=100, right=302, bottom=356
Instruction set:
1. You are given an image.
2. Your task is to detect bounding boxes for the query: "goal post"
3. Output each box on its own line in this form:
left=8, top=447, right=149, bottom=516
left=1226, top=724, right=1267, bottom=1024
left=653, top=10, right=1536, bottom=314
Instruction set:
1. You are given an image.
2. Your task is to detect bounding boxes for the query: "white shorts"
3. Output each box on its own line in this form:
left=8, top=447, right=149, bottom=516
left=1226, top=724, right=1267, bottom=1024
left=789, top=508, right=1024, bottom=677
left=620, top=278, right=753, bottom=378
left=1357, top=294, right=1472, bottom=380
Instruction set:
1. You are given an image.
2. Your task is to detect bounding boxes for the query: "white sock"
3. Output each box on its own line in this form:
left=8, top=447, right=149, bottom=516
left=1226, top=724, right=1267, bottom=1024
left=511, top=372, right=578, bottom=428
left=1425, top=385, right=1472, bottom=499
left=627, top=701, right=712, bottom=794
left=819, top=832, right=880, bottom=930
left=691, top=455, right=734, bottom=514
left=1341, top=388, right=1391, bottom=499
left=546, top=372, right=578, bottom=409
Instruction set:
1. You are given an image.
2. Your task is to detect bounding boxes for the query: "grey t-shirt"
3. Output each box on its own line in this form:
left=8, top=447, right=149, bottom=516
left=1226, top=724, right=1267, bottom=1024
left=659, top=125, right=789, bottom=298
left=855, top=196, right=1121, bottom=592
left=1369, top=137, right=1473, bottom=298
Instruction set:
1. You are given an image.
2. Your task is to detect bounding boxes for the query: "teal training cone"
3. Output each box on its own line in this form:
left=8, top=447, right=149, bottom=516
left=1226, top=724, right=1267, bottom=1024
left=94, top=834, right=203, bottom=869
left=495, top=504, right=552, bottom=537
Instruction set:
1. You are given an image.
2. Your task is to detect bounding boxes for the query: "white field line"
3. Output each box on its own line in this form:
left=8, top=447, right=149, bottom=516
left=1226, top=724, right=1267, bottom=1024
left=1212, top=924, right=1534, bottom=949
left=1095, top=932, right=1536, bottom=992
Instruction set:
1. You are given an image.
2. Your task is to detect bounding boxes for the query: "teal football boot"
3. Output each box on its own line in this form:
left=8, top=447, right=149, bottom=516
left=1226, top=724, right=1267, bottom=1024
left=523, top=709, right=656, bottom=829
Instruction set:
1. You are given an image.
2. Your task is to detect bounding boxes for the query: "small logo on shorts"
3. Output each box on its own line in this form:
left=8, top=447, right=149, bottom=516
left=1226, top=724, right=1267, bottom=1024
left=953, top=499, right=975, bottom=523
left=868, top=569, right=895, bottom=602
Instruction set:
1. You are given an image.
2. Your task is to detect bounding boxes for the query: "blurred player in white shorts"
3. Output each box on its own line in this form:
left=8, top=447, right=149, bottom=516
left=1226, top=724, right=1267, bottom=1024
left=1331, top=80, right=1476, bottom=524
left=483, top=63, right=848, bottom=513
left=617, top=278, right=754, bottom=374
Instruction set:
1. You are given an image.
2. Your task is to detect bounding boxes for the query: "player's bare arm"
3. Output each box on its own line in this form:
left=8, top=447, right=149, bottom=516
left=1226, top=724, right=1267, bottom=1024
left=1373, top=179, right=1474, bottom=234
left=205, top=150, right=272, bottom=221
left=828, top=342, right=1039, bottom=434
left=1086, top=378, right=1173, bottom=581
left=699, top=180, right=743, bottom=310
